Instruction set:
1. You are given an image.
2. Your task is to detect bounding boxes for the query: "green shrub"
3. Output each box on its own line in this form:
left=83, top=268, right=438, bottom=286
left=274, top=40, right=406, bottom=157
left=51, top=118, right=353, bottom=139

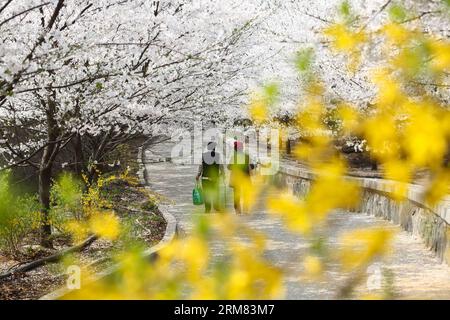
left=0, top=171, right=40, bottom=256
left=50, top=172, right=84, bottom=233
left=141, top=198, right=158, bottom=212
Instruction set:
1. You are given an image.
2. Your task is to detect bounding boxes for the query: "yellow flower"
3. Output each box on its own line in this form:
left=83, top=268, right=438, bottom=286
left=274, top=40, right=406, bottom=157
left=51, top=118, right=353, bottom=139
left=383, top=159, right=412, bottom=201
left=306, top=160, right=360, bottom=218
left=430, top=40, right=450, bottom=72
left=303, top=255, right=323, bottom=279
left=338, top=228, right=394, bottom=271
left=425, top=169, right=450, bottom=206
left=227, top=269, right=250, bottom=298
left=89, top=211, right=120, bottom=240
left=338, top=103, right=360, bottom=134
left=363, top=114, right=399, bottom=161
left=179, top=236, right=209, bottom=275
left=191, top=278, right=218, bottom=300
left=324, top=24, right=366, bottom=53
left=383, top=159, right=412, bottom=183
left=382, top=23, right=410, bottom=45
left=248, top=95, right=269, bottom=125
left=229, top=170, right=262, bottom=212
left=267, top=192, right=312, bottom=234
left=371, top=69, right=405, bottom=107
left=360, top=293, right=384, bottom=300
left=293, top=143, right=315, bottom=160
left=65, top=220, right=89, bottom=243
left=403, top=104, right=447, bottom=167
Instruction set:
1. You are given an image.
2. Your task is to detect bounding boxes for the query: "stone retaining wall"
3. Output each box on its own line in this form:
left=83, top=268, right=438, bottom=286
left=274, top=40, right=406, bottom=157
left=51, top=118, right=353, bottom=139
left=276, top=164, right=450, bottom=265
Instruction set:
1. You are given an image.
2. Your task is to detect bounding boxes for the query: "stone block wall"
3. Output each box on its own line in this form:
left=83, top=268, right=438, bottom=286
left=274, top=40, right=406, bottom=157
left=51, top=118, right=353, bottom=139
left=275, top=165, right=450, bottom=265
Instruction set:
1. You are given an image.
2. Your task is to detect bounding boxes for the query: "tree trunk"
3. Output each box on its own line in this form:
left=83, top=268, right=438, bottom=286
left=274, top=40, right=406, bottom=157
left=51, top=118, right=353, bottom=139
left=39, top=161, right=53, bottom=248
left=371, top=160, right=378, bottom=171
left=0, top=235, right=97, bottom=281
left=286, top=138, right=291, bottom=155
left=88, top=131, right=110, bottom=183
left=39, top=97, right=60, bottom=248
left=74, top=132, right=85, bottom=177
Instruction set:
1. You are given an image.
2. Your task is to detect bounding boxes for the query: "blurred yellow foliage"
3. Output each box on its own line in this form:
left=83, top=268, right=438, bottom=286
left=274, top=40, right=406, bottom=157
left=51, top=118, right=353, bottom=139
left=67, top=213, right=284, bottom=300
left=267, top=192, right=312, bottom=234
left=63, top=1, right=450, bottom=301
left=430, top=40, right=450, bottom=72
left=324, top=24, right=366, bottom=52
left=249, top=98, right=269, bottom=125
left=89, top=211, right=120, bottom=241
left=302, top=255, right=324, bottom=279
left=338, top=228, right=395, bottom=271
left=382, top=23, right=411, bottom=45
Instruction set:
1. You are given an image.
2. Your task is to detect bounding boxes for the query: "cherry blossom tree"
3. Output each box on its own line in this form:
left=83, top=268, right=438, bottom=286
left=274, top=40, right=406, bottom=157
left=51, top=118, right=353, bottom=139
left=247, top=0, right=449, bottom=155
left=0, top=0, right=270, bottom=245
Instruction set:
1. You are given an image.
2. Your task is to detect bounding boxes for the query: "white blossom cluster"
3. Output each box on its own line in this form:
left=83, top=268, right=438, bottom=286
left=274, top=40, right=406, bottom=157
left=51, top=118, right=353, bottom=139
left=0, top=0, right=448, bottom=167
left=0, top=0, right=272, bottom=166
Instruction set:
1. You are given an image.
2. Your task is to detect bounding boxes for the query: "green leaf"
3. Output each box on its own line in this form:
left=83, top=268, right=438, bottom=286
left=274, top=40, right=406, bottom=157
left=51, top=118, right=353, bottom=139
left=398, top=42, right=431, bottom=77
left=263, top=83, right=279, bottom=104
left=264, top=83, right=278, bottom=97
left=389, top=4, right=407, bottom=22
left=295, top=48, right=314, bottom=72
left=0, top=171, right=40, bottom=254
left=50, top=172, right=83, bottom=213
left=194, top=214, right=210, bottom=239
left=95, top=82, right=103, bottom=90
left=310, top=237, right=328, bottom=256
left=339, top=1, right=351, bottom=17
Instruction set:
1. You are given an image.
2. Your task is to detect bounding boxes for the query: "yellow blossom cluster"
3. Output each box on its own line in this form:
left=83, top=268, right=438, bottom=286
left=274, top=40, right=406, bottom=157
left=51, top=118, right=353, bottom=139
left=62, top=173, right=121, bottom=243
left=247, top=0, right=449, bottom=296
left=66, top=214, right=283, bottom=300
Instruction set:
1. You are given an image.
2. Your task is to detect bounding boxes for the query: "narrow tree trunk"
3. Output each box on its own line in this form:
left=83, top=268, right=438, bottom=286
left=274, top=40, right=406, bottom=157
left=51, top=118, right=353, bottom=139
left=39, top=160, right=53, bottom=248
left=88, top=131, right=110, bottom=183
left=371, top=160, right=378, bottom=171
left=39, top=97, right=60, bottom=248
left=286, top=138, right=291, bottom=155
left=74, top=132, right=85, bottom=177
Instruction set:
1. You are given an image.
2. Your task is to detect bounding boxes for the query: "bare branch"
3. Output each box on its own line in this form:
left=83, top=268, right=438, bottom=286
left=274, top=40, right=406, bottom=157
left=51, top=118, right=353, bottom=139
left=0, top=2, right=50, bottom=28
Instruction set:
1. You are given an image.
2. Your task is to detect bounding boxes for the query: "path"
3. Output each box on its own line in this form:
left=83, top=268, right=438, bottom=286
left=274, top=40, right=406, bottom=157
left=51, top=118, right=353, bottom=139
left=144, top=142, right=450, bottom=299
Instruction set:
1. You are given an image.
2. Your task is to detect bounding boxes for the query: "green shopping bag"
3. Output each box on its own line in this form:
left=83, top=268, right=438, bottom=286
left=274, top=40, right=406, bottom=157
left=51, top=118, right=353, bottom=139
left=193, top=181, right=204, bottom=205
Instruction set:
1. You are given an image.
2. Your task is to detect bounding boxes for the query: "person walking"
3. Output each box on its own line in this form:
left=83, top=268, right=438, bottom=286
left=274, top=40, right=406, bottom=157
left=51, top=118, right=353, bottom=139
left=196, top=141, right=224, bottom=213
left=228, top=141, right=254, bottom=215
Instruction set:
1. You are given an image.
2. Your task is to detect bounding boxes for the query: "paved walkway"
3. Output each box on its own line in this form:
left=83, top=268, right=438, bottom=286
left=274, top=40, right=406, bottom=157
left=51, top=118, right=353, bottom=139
left=144, top=142, right=450, bottom=299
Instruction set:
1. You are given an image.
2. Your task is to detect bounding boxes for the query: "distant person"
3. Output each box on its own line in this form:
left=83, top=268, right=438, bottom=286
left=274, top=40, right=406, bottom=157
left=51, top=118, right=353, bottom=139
left=228, top=141, right=255, bottom=214
left=196, top=141, right=224, bottom=213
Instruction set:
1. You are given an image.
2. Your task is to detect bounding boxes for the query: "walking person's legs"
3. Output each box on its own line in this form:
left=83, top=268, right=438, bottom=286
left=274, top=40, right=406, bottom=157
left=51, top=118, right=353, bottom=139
left=233, top=186, right=241, bottom=214
left=242, top=183, right=250, bottom=214
left=212, top=180, right=223, bottom=212
left=202, top=179, right=212, bottom=213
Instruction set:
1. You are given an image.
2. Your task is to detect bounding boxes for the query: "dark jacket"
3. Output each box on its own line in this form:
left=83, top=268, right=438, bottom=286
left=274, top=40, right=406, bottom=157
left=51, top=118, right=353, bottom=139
left=198, top=150, right=224, bottom=182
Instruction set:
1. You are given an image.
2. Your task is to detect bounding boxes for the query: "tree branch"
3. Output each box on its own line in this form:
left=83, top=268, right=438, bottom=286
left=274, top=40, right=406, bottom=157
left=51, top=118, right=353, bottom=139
left=0, top=235, right=97, bottom=281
